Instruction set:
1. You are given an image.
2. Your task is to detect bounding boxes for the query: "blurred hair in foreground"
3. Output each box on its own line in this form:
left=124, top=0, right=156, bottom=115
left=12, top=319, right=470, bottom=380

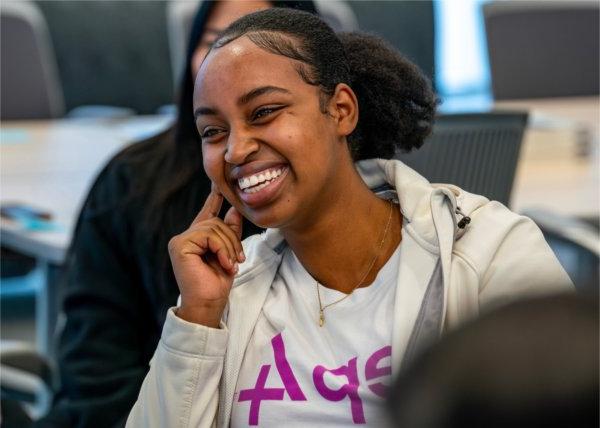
left=388, top=294, right=599, bottom=428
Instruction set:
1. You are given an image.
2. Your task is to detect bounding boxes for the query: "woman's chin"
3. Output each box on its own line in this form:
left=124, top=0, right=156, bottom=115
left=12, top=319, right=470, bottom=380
left=243, top=210, right=287, bottom=230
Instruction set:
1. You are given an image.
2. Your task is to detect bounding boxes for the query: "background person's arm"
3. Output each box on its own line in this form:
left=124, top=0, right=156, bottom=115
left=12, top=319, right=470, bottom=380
left=37, top=162, right=160, bottom=428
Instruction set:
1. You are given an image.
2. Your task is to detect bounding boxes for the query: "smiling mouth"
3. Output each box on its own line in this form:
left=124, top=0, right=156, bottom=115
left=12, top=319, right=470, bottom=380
left=237, top=166, right=287, bottom=194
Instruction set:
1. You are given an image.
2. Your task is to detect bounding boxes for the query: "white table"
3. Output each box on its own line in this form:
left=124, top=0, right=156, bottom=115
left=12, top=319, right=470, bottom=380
left=495, top=96, right=599, bottom=140
left=495, top=97, right=599, bottom=218
left=511, top=124, right=599, bottom=218
left=441, top=95, right=599, bottom=218
left=1, top=115, right=174, bottom=354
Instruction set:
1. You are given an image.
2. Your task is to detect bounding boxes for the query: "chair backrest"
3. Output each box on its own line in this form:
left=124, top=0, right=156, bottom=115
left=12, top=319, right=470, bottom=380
left=35, top=1, right=173, bottom=115
left=396, top=112, right=529, bottom=206
left=483, top=0, right=599, bottom=99
left=1, top=1, right=64, bottom=120
left=346, top=0, right=435, bottom=81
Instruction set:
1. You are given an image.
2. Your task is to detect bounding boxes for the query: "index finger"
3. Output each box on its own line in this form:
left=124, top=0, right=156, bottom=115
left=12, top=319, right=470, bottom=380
left=191, top=186, right=223, bottom=225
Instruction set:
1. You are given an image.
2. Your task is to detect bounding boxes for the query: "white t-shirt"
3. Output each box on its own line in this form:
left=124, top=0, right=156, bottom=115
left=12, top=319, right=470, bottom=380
left=230, top=239, right=403, bottom=427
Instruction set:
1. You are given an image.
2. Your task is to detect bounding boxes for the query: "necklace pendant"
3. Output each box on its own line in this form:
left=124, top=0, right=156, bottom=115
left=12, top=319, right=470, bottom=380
left=319, top=309, right=325, bottom=327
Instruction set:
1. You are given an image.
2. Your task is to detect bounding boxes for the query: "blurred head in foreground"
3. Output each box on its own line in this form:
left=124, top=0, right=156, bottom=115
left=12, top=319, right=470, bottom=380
left=388, top=294, right=599, bottom=428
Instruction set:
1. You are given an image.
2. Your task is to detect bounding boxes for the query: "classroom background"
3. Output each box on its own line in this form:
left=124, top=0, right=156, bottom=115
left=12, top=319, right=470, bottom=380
left=1, top=0, right=598, bottom=424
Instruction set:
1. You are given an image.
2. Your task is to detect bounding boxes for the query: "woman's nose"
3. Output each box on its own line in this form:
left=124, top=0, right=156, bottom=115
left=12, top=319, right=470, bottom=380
left=224, top=128, right=259, bottom=164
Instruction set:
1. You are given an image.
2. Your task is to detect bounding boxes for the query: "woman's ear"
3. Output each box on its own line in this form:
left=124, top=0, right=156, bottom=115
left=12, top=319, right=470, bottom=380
left=329, top=83, right=359, bottom=138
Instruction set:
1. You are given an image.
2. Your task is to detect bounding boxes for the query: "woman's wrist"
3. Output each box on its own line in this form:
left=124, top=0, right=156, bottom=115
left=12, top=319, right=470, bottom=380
left=176, top=302, right=225, bottom=328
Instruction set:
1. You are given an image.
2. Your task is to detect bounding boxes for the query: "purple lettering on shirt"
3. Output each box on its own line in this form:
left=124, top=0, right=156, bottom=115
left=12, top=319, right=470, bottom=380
left=238, top=334, right=307, bottom=425
left=271, top=333, right=307, bottom=401
left=312, top=357, right=366, bottom=424
left=238, top=365, right=284, bottom=426
left=364, top=345, right=392, bottom=398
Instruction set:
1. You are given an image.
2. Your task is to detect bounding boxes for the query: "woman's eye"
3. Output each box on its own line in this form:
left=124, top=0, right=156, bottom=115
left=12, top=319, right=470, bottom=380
left=200, top=128, right=223, bottom=141
left=251, top=106, right=283, bottom=122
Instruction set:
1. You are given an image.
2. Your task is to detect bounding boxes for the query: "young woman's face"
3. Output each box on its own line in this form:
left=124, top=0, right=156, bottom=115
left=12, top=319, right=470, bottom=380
left=193, top=36, right=354, bottom=229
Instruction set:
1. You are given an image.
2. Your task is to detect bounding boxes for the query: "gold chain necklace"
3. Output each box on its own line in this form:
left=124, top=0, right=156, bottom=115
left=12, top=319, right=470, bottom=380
left=316, top=200, right=394, bottom=327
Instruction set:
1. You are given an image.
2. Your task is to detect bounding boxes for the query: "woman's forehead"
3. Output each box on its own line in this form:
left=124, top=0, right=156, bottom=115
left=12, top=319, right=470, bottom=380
left=194, top=36, right=308, bottom=103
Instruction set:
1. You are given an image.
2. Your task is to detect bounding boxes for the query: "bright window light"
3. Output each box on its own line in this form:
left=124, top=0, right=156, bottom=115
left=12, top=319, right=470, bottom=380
left=435, top=0, right=491, bottom=98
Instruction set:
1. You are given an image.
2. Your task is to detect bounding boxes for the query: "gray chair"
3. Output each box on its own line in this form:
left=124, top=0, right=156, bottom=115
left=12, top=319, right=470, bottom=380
left=35, top=1, right=173, bottom=115
left=1, top=0, right=64, bottom=120
left=396, top=112, right=528, bottom=206
left=483, top=0, right=599, bottom=99
left=0, top=341, right=54, bottom=422
left=346, top=0, right=435, bottom=81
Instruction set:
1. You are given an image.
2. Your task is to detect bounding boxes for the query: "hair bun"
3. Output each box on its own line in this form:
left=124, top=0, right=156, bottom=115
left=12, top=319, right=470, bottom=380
left=339, top=32, right=438, bottom=159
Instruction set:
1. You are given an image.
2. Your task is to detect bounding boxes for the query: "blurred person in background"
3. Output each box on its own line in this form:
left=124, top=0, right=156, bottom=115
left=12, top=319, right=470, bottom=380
left=388, top=294, right=598, bottom=428
left=36, top=2, right=318, bottom=427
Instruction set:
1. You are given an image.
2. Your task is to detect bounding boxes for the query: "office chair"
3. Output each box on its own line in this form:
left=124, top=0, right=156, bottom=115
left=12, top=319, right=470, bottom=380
left=0, top=1, right=64, bottom=120
left=483, top=0, right=599, bottom=99
left=1, top=6, right=60, bottom=422
left=0, top=341, right=54, bottom=422
left=396, top=112, right=529, bottom=207
left=35, top=1, right=172, bottom=115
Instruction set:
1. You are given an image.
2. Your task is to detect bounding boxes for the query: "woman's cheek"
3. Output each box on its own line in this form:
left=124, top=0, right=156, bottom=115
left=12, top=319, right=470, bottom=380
left=202, top=146, right=222, bottom=181
left=202, top=146, right=238, bottom=204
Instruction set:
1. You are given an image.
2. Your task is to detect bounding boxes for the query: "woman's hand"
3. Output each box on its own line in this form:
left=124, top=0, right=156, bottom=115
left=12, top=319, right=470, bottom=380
left=168, top=187, right=245, bottom=327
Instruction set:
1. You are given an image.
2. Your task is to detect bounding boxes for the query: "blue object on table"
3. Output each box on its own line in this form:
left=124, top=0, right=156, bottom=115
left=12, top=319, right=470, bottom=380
left=0, top=129, right=30, bottom=145
left=17, top=217, right=61, bottom=232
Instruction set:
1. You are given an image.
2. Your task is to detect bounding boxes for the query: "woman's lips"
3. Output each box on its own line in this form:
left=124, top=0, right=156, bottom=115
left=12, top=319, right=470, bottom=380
left=236, top=165, right=289, bottom=208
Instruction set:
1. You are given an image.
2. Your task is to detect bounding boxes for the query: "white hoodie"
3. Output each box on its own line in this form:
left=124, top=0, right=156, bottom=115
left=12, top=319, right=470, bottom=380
left=127, top=159, right=573, bottom=428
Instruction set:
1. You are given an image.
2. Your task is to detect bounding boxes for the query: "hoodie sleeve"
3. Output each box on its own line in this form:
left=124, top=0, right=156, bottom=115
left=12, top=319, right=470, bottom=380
left=457, top=200, right=576, bottom=315
left=478, top=212, right=574, bottom=310
left=448, top=201, right=574, bottom=327
left=126, top=308, right=228, bottom=428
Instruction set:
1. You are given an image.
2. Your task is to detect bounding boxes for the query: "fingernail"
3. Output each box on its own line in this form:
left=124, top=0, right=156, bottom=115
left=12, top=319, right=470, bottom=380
left=233, top=263, right=239, bottom=273
left=229, top=258, right=233, bottom=267
left=238, top=251, right=246, bottom=262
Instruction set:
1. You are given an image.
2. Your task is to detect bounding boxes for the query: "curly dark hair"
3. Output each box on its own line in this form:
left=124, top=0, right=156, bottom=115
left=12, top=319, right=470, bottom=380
left=212, top=8, right=437, bottom=159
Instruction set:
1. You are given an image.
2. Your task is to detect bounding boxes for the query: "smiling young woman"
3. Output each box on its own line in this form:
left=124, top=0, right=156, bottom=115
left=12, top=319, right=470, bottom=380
left=127, top=9, right=573, bottom=428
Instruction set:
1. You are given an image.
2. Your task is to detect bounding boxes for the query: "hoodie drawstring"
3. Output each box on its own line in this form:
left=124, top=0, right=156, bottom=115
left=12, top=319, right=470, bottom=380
left=455, top=206, right=471, bottom=229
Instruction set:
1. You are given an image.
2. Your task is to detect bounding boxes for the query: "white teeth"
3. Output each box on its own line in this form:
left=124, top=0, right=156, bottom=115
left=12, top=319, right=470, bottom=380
left=237, top=167, right=285, bottom=192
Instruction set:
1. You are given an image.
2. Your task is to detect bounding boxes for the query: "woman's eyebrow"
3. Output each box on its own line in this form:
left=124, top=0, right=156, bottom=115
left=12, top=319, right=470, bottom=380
left=194, top=107, right=217, bottom=119
left=237, top=86, right=291, bottom=106
left=194, top=86, right=290, bottom=119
